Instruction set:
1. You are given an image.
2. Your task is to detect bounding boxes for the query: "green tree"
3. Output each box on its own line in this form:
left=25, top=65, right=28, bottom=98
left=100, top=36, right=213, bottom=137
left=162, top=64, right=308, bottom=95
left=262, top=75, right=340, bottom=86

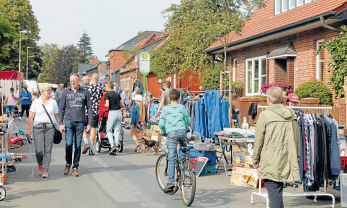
left=152, top=0, right=265, bottom=86
left=51, top=45, right=77, bottom=85
left=0, top=0, right=41, bottom=77
left=0, top=12, right=18, bottom=70
left=76, top=31, right=93, bottom=64
left=319, top=25, right=347, bottom=98
left=37, top=43, right=59, bottom=83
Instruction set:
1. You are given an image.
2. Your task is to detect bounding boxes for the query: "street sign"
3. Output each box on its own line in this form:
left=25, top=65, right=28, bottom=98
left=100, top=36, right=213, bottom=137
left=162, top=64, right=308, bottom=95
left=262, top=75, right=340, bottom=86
left=139, top=52, right=150, bottom=75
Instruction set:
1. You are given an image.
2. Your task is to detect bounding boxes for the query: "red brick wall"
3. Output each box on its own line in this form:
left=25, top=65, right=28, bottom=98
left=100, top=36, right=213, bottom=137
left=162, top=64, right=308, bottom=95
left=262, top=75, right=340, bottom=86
left=108, top=51, right=128, bottom=80
left=226, top=21, right=345, bottom=97
left=274, top=59, right=287, bottom=83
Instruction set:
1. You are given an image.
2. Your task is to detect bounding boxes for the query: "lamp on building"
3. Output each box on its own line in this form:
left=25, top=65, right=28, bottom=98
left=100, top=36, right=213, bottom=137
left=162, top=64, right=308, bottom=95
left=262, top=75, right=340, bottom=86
left=26, top=46, right=34, bottom=80
left=19, top=30, right=30, bottom=72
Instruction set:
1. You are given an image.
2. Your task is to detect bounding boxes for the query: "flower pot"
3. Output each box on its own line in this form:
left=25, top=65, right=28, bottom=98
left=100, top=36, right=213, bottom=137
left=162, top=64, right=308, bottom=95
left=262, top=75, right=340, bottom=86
left=282, top=91, right=287, bottom=97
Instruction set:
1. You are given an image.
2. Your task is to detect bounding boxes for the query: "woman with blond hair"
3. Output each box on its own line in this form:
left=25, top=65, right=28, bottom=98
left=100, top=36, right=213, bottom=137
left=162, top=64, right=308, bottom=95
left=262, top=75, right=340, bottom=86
left=26, top=83, right=59, bottom=178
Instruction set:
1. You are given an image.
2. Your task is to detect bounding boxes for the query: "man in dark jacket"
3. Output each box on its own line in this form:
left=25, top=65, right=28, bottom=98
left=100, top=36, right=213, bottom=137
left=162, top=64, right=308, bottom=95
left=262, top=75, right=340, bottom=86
left=253, top=86, right=300, bottom=208
left=59, top=73, right=93, bottom=177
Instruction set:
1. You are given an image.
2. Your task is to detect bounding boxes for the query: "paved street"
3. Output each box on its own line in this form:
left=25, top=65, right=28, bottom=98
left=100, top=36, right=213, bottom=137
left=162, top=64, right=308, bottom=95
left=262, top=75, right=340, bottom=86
left=0, top=119, right=342, bottom=208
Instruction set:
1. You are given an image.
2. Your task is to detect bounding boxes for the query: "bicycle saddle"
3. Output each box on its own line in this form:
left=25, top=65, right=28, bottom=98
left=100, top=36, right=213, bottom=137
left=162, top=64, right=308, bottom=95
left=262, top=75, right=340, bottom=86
left=181, top=146, right=191, bottom=153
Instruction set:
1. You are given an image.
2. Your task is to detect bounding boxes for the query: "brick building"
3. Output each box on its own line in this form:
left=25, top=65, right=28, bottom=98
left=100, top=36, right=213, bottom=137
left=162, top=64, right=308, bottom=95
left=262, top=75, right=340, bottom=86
left=204, top=0, right=347, bottom=99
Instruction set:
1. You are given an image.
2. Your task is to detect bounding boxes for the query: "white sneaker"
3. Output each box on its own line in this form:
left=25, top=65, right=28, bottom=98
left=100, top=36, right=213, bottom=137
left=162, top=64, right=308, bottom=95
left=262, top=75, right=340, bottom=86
left=26, top=118, right=28, bottom=121
left=18, top=117, right=21, bottom=121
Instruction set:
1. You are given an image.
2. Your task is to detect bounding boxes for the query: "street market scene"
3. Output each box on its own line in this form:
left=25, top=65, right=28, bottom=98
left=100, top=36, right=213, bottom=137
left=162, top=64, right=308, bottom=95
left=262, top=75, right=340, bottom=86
left=0, top=0, right=347, bottom=207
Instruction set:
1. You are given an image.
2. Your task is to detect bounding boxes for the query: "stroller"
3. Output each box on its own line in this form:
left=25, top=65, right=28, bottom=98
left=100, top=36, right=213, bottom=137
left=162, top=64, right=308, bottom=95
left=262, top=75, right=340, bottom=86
left=95, top=110, right=124, bottom=153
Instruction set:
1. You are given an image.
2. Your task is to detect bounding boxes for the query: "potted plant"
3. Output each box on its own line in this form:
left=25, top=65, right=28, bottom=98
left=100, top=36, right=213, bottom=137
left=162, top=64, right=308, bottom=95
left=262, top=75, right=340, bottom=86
left=261, top=82, right=293, bottom=96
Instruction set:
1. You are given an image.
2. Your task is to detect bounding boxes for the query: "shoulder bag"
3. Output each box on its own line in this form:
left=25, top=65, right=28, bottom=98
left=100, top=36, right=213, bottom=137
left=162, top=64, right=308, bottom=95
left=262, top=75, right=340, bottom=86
left=42, top=104, right=62, bottom=144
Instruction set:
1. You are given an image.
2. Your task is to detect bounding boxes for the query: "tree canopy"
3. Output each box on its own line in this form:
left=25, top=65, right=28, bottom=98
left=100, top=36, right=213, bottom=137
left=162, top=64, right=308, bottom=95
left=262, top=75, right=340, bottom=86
left=76, top=32, right=94, bottom=64
left=0, top=0, right=41, bottom=78
left=152, top=0, right=265, bottom=89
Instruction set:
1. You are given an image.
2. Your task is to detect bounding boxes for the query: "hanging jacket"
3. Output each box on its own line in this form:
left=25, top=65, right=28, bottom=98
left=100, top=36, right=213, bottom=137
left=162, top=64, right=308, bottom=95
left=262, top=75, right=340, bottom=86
left=133, top=82, right=144, bottom=94
left=253, top=104, right=300, bottom=182
left=194, top=98, right=208, bottom=137
left=248, top=103, right=258, bottom=119
left=184, top=100, right=197, bottom=129
left=221, top=101, right=230, bottom=128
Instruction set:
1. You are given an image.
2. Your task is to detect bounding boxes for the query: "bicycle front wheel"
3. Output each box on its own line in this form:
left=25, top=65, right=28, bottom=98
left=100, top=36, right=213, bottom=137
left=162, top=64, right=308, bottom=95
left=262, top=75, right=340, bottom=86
left=117, top=128, right=124, bottom=152
left=155, top=154, right=178, bottom=195
left=180, top=161, right=196, bottom=206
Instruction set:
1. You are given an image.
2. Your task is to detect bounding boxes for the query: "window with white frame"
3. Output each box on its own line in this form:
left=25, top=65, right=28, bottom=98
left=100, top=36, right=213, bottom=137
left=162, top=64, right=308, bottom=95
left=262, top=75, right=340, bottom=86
left=275, top=0, right=316, bottom=15
left=233, top=59, right=237, bottom=81
left=316, top=39, right=324, bottom=81
left=127, top=77, right=130, bottom=89
left=245, top=56, right=267, bottom=96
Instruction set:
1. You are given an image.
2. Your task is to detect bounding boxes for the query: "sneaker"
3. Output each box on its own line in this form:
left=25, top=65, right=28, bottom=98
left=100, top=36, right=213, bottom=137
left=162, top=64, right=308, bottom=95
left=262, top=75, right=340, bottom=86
left=37, top=164, right=42, bottom=175
left=42, top=171, right=48, bottom=178
left=88, top=149, right=94, bottom=155
left=72, top=168, right=79, bottom=177
left=82, top=144, right=90, bottom=154
left=26, top=118, right=28, bottom=121
left=18, top=117, right=22, bottom=121
left=63, top=164, right=71, bottom=175
left=109, top=147, right=116, bottom=155
left=164, top=182, right=175, bottom=193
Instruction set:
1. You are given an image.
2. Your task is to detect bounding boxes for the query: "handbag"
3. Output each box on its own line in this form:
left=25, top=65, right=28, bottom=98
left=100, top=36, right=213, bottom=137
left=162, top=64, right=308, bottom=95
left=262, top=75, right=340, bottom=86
left=42, top=104, right=62, bottom=144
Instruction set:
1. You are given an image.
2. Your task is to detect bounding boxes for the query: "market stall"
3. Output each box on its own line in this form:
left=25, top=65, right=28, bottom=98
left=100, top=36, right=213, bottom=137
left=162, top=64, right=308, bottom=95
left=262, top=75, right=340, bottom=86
left=0, top=71, right=24, bottom=116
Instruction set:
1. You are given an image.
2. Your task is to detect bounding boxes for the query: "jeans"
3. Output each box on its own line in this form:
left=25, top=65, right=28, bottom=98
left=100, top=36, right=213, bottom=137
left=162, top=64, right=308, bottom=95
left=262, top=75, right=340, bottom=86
left=57, top=99, right=60, bottom=108
left=33, top=123, right=55, bottom=171
left=167, top=129, right=187, bottom=182
left=106, top=110, right=122, bottom=146
left=264, top=179, right=284, bottom=208
left=65, top=121, right=85, bottom=169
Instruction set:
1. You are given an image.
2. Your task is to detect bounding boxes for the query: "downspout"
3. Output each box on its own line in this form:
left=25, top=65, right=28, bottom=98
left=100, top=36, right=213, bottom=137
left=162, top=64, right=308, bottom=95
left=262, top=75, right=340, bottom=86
left=320, top=16, right=341, bottom=33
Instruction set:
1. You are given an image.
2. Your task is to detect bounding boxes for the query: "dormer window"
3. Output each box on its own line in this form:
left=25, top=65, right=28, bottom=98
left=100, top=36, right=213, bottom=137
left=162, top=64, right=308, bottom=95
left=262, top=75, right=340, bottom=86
left=275, top=0, right=316, bottom=15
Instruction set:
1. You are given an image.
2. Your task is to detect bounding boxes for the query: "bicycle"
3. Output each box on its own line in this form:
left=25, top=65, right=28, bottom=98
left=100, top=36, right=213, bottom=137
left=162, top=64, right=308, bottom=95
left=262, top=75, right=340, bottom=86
left=155, top=138, right=197, bottom=206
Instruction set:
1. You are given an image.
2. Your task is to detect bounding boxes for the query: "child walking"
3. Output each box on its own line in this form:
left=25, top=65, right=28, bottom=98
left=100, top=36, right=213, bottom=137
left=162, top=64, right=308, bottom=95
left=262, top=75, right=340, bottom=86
left=131, top=95, right=148, bottom=153
left=159, top=89, right=190, bottom=192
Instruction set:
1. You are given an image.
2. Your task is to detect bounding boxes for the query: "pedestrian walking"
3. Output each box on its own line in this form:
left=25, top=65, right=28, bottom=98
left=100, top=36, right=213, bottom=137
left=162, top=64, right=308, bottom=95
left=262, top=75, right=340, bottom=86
left=59, top=73, right=93, bottom=177
left=4, top=87, right=19, bottom=119
left=82, top=73, right=103, bottom=155
left=26, top=83, right=59, bottom=178
left=120, top=87, right=131, bottom=116
left=55, top=84, right=64, bottom=107
left=104, top=82, right=125, bottom=155
left=131, top=94, right=147, bottom=153
left=19, top=85, right=32, bottom=121
left=253, top=86, right=300, bottom=208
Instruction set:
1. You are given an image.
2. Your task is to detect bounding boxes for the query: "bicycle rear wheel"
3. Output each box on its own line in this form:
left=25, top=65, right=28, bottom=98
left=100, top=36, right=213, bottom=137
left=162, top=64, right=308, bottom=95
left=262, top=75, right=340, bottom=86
left=155, top=154, right=178, bottom=195
left=180, top=161, right=196, bottom=206
left=117, top=128, right=124, bottom=152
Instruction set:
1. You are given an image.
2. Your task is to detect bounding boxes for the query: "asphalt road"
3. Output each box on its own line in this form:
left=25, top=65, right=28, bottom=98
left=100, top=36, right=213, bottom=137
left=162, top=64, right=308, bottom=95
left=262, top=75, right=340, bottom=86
left=0, top=119, right=343, bottom=207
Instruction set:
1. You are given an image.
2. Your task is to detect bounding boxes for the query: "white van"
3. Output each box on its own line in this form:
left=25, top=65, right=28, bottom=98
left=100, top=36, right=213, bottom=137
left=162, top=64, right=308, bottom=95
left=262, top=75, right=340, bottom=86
left=24, top=80, right=39, bottom=95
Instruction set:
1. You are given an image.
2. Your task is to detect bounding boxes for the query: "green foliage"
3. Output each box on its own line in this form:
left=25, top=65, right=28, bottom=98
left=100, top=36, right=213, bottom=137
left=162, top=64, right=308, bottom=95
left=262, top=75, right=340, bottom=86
left=318, top=25, right=347, bottom=98
left=152, top=0, right=265, bottom=82
left=295, top=80, right=333, bottom=105
left=0, top=0, right=41, bottom=77
left=37, top=43, right=59, bottom=83
left=0, top=12, right=18, bottom=69
left=200, top=62, right=223, bottom=90
left=232, top=81, right=244, bottom=98
left=252, top=95, right=267, bottom=103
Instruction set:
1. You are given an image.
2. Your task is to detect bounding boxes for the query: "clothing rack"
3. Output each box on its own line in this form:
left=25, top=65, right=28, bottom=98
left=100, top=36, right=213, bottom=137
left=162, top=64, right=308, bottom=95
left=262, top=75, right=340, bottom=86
left=189, top=90, right=235, bottom=93
left=253, top=105, right=336, bottom=208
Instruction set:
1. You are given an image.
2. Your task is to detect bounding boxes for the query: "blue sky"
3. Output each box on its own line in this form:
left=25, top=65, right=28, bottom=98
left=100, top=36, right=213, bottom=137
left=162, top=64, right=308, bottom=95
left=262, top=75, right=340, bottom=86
left=30, top=0, right=181, bottom=61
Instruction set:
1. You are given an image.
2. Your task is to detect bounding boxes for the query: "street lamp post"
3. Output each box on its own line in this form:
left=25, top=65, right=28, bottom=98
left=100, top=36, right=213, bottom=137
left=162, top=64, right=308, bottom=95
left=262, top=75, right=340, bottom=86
left=19, top=30, right=29, bottom=72
left=26, top=47, right=34, bottom=80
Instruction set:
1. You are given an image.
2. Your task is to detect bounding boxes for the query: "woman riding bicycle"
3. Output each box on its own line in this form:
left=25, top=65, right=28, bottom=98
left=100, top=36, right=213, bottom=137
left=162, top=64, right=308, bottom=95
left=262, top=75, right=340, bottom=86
left=158, top=89, right=191, bottom=192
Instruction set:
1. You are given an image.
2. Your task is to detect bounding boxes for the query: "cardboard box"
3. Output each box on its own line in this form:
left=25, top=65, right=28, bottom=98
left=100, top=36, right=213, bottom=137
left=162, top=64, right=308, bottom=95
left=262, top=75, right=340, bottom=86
left=151, top=125, right=160, bottom=136
left=245, top=155, right=253, bottom=168
left=232, top=152, right=245, bottom=167
left=230, top=166, right=245, bottom=186
left=151, top=136, right=158, bottom=141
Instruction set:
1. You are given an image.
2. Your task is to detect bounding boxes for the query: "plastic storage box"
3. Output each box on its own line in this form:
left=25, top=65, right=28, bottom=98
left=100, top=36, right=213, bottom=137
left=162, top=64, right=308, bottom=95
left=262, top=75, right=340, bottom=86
left=178, top=149, right=217, bottom=165
left=193, top=143, right=215, bottom=151
left=200, top=164, right=217, bottom=175
left=341, top=173, right=347, bottom=207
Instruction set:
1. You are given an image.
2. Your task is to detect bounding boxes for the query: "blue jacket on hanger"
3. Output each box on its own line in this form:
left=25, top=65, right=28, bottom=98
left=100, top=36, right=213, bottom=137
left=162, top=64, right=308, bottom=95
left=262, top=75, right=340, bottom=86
left=133, top=82, right=144, bottom=94
left=221, top=101, right=230, bottom=128
left=194, top=98, right=208, bottom=137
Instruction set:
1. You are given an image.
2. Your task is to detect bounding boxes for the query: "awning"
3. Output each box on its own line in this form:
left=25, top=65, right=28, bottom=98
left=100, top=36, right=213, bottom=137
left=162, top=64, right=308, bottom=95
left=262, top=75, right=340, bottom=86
left=267, top=42, right=297, bottom=59
left=0, top=71, right=24, bottom=80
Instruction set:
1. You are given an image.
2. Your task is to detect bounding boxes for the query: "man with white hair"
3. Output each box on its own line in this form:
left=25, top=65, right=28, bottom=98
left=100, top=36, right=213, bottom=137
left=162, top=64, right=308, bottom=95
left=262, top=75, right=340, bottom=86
left=120, top=87, right=131, bottom=115
left=253, top=86, right=300, bottom=208
left=59, top=73, right=93, bottom=177
left=82, top=73, right=104, bottom=155
left=55, top=84, right=64, bottom=107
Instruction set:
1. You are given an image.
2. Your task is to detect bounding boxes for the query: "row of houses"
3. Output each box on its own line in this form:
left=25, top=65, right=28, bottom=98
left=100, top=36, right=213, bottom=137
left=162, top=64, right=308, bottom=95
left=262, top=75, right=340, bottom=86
left=79, top=0, right=347, bottom=100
